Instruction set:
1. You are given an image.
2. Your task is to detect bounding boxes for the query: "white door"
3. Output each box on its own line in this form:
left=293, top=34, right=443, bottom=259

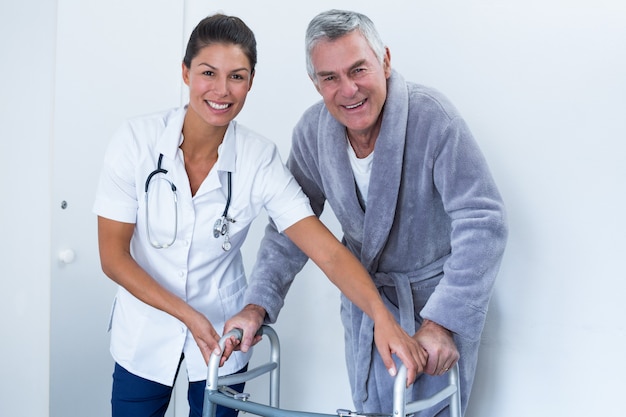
left=50, top=1, right=184, bottom=416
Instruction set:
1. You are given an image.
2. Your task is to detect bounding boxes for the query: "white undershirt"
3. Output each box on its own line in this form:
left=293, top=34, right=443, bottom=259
left=347, top=138, right=374, bottom=206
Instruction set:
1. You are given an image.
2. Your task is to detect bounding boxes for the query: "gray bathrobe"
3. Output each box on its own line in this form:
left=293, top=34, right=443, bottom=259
left=245, top=70, right=508, bottom=416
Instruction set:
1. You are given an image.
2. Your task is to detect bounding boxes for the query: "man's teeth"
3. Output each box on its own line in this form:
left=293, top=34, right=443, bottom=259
left=208, top=101, right=229, bottom=110
left=346, top=101, right=364, bottom=109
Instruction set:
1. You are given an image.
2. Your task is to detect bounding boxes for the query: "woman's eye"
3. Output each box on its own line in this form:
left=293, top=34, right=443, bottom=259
left=202, top=71, right=214, bottom=76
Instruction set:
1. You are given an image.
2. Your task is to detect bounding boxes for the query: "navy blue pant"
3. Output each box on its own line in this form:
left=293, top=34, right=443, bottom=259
left=111, top=362, right=246, bottom=417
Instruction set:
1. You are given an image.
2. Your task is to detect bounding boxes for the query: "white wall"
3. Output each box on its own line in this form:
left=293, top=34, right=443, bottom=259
left=1, top=1, right=625, bottom=416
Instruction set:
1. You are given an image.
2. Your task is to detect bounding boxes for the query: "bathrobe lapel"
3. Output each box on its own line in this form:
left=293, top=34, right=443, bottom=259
left=316, top=113, right=367, bottom=243
left=361, top=71, right=408, bottom=272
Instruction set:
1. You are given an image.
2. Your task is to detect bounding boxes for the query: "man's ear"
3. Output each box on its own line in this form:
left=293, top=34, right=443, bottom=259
left=383, top=47, right=392, bottom=78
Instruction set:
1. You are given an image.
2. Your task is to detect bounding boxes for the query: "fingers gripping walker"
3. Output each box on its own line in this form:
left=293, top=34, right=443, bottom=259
left=203, top=326, right=461, bottom=417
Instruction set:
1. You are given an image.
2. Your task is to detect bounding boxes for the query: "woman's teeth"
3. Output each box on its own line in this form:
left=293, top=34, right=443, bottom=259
left=208, top=101, right=229, bottom=110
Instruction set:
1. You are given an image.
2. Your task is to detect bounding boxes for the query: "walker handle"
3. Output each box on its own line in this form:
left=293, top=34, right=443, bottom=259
left=393, top=362, right=462, bottom=417
left=204, top=325, right=280, bottom=415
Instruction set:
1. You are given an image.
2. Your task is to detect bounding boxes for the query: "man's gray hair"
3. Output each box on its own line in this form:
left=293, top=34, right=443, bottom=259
left=305, top=9, right=386, bottom=81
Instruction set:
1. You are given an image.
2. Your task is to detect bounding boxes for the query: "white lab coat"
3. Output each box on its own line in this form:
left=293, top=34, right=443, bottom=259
left=93, top=105, right=313, bottom=385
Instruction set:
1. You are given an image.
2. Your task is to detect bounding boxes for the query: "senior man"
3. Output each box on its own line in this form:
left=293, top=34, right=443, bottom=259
left=225, top=9, right=508, bottom=417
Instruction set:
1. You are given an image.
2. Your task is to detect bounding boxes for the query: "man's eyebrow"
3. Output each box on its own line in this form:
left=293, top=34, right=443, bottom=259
left=315, top=60, right=368, bottom=78
left=349, top=59, right=367, bottom=70
left=315, top=69, right=336, bottom=78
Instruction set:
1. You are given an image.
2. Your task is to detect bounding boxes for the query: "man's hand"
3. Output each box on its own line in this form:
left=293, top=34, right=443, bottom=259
left=373, top=313, right=428, bottom=387
left=221, top=304, right=266, bottom=366
left=414, top=319, right=459, bottom=376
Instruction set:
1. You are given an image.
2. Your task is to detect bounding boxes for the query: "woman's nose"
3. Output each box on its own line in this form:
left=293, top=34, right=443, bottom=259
left=212, top=76, right=229, bottom=96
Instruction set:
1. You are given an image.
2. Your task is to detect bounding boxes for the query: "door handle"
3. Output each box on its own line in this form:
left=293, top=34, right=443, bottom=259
left=58, top=249, right=76, bottom=264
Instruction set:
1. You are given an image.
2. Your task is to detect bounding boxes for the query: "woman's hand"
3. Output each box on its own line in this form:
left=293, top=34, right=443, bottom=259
left=184, top=309, right=223, bottom=364
left=373, top=311, right=428, bottom=387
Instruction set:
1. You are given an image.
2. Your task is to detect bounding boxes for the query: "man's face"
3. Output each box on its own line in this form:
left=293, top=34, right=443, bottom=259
left=310, top=31, right=391, bottom=139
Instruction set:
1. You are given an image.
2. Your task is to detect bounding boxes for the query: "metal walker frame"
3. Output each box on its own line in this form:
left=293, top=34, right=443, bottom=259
left=203, top=325, right=461, bottom=417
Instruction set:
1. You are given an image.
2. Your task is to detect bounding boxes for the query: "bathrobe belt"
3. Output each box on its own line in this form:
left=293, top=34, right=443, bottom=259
left=354, top=256, right=448, bottom=403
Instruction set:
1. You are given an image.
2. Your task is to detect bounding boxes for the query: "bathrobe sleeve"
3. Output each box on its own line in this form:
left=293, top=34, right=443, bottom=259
left=417, top=112, right=508, bottom=339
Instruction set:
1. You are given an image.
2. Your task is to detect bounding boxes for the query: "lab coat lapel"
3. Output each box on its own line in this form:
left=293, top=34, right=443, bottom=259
left=150, top=106, right=191, bottom=201
left=360, top=71, right=408, bottom=272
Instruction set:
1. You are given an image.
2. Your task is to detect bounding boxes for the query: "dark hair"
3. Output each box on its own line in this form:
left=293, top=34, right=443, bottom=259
left=183, top=14, right=257, bottom=72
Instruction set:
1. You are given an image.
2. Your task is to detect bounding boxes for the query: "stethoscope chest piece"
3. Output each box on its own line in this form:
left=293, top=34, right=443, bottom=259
left=213, top=215, right=235, bottom=251
left=212, top=171, right=235, bottom=251
left=213, top=217, right=227, bottom=238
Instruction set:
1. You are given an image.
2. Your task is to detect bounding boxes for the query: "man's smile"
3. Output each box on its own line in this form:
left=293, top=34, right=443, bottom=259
left=344, top=99, right=365, bottom=110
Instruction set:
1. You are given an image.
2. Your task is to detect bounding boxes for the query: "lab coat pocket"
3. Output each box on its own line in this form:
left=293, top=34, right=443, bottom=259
left=218, top=273, right=247, bottom=320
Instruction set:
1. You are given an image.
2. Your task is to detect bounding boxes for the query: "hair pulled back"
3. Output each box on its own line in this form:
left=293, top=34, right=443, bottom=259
left=183, top=14, right=257, bottom=72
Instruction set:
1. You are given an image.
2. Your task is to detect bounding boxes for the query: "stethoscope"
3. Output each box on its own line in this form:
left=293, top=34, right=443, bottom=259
left=144, top=153, right=234, bottom=251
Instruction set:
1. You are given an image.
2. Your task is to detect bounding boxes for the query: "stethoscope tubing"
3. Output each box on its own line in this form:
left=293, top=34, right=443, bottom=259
left=145, top=154, right=176, bottom=193
left=145, top=153, right=233, bottom=250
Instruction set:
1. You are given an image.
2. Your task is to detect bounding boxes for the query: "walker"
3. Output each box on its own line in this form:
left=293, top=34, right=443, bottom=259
left=202, top=325, right=461, bottom=417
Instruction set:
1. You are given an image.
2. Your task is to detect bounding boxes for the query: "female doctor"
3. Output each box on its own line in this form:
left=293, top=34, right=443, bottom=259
left=94, top=13, right=424, bottom=417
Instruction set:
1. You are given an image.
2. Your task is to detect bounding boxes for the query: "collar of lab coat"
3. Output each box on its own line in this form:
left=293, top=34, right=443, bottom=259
left=154, top=105, right=238, bottom=174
